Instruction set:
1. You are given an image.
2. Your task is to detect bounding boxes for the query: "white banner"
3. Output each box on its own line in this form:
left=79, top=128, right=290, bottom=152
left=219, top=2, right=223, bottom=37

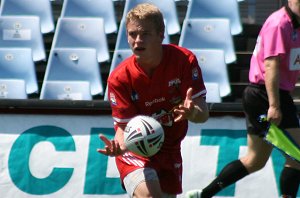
left=0, top=114, right=298, bottom=198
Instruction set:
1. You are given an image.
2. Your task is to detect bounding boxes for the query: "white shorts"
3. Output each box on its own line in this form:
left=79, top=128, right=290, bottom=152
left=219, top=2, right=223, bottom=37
left=123, top=168, right=176, bottom=198
left=123, top=168, right=158, bottom=197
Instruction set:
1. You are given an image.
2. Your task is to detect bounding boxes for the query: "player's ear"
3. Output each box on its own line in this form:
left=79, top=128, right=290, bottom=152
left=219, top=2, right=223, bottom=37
left=159, top=31, right=164, bottom=43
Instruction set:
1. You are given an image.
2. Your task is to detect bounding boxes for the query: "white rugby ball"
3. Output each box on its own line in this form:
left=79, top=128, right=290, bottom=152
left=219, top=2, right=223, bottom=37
left=124, top=115, right=164, bottom=157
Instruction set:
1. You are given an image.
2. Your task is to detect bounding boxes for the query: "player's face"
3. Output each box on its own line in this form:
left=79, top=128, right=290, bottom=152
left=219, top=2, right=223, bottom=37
left=289, top=0, right=300, bottom=18
left=126, top=19, right=164, bottom=63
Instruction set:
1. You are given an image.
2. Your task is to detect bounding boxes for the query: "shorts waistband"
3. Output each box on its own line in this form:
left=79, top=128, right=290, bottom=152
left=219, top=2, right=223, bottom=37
left=249, top=83, right=289, bottom=94
left=249, top=83, right=265, bottom=89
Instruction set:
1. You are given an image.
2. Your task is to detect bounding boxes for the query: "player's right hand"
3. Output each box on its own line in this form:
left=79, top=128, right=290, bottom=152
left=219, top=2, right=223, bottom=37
left=97, top=134, right=123, bottom=156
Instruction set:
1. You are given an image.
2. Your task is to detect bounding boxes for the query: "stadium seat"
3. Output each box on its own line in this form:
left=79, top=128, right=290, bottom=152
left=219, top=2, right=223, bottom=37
left=40, top=81, right=92, bottom=100
left=0, top=16, right=46, bottom=62
left=204, top=82, right=222, bottom=103
left=185, top=0, right=243, bottom=35
left=41, top=48, right=103, bottom=96
left=114, top=20, right=129, bottom=50
left=104, top=49, right=133, bottom=100
left=60, top=0, right=118, bottom=34
left=0, top=79, right=27, bottom=99
left=108, top=49, right=133, bottom=76
left=0, top=0, right=55, bottom=34
left=179, top=18, right=236, bottom=64
left=52, top=17, right=109, bottom=62
left=191, top=49, right=231, bottom=97
left=115, top=19, right=170, bottom=50
left=122, top=0, right=180, bottom=35
left=0, top=48, right=38, bottom=94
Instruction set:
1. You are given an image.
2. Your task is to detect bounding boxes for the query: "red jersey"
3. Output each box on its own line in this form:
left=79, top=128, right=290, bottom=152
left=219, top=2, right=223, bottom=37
left=107, top=44, right=206, bottom=193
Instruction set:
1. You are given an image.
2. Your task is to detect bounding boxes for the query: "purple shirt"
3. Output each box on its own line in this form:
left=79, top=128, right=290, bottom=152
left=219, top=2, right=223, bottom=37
left=249, top=7, right=300, bottom=91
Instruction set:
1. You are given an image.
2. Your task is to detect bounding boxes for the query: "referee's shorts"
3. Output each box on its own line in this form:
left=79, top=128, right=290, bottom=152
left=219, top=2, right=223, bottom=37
left=242, top=83, right=300, bottom=136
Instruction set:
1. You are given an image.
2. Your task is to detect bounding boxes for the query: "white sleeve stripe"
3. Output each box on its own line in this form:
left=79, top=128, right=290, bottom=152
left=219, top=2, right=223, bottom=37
left=192, top=89, right=207, bottom=99
left=112, top=117, right=132, bottom=124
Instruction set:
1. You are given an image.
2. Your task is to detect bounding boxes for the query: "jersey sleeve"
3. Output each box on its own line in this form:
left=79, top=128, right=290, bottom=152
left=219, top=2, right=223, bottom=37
left=262, top=24, right=289, bottom=59
left=182, top=53, right=207, bottom=99
left=107, top=76, right=138, bottom=125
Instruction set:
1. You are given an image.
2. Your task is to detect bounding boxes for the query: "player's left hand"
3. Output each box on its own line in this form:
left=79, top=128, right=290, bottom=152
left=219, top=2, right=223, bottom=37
left=173, top=87, right=197, bottom=122
left=97, top=134, right=123, bottom=156
left=267, top=106, right=282, bottom=126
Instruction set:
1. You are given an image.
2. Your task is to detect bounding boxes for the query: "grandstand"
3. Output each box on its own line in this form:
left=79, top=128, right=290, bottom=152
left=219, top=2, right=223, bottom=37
left=1, top=1, right=298, bottom=198
left=0, top=0, right=294, bottom=113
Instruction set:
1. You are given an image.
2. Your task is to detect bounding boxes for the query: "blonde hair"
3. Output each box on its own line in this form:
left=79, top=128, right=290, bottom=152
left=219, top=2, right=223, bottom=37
left=126, top=3, right=165, bottom=34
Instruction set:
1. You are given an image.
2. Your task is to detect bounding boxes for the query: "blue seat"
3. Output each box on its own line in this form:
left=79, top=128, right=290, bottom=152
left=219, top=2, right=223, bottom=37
left=191, top=49, right=231, bottom=97
left=122, top=0, right=180, bottom=35
left=185, top=0, right=242, bottom=35
left=115, top=19, right=170, bottom=50
left=179, top=18, right=236, bottom=64
left=53, top=17, right=109, bottom=62
left=40, top=81, right=92, bottom=100
left=60, top=0, right=117, bottom=34
left=0, top=16, right=46, bottom=61
left=108, top=50, right=133, bottom=75
left=114, top=20, right=128, bottom=50
left=104, top=49, right=133, bottom=100
left=204, top=82, right=222, bottom=103
left=0, top=79, right=27, bottom=99
left=0, top=0, right=55, bottom=34
left=0, top=48, right=38, bottom=94
left=41, top=48, right=103, bottom=96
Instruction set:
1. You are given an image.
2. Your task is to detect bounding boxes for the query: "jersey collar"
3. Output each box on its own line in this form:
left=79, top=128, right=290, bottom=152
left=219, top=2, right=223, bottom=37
left=285, top=4, right=300, bottom=29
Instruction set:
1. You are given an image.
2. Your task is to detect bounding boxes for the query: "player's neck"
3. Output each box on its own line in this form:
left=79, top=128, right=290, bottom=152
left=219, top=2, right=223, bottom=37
left=137, top=51, right=163, bottom=77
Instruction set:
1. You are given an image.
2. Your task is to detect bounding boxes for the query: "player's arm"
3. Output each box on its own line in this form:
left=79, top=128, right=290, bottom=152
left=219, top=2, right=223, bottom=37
left=98, top=74, right=132, bottom=156
left=97, top=125, right=128, bottom=156
left=191, top=94, right=209, bottom=123
left=173, top=87, right=209, bottom=123
left=264, top=56, right=282, bottom=125
left=172, top=52, right=209, bottom=123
